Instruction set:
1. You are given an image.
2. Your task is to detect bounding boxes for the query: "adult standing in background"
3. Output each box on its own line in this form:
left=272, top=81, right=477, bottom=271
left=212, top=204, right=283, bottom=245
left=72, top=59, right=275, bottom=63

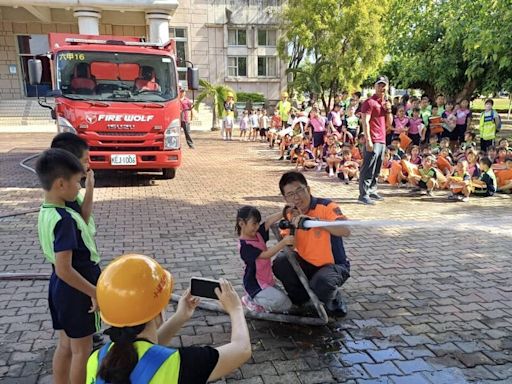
left=179, top=87, right=195, bottom=149
left=358, top=75, right=393, bottom=205
left=276, top=92, right=292, bottom=128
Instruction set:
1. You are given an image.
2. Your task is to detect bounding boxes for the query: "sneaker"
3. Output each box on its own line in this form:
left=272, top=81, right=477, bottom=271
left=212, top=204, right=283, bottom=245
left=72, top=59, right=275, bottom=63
left=344, top=179, right=349, bottom=185
left=241, top=295, right=266, bottom=313
left=357, top=196, right=376, bottom=205
left=188, top=144, right=195, bottom=149
left=461, top=196, right=469, bottom=202
left=369, top=193, right=384, bottom=201
left=316, top=163, right=323, bottom=171
left=278, top=156, right=284, bottom=160
left=426, top=190, right=433, bottom=196
left=447, top=192, right=455, bottom=200
left=329, top=171, right=334, bottom=177
left=326, top=296, right=348, bottom=318
left=410, top=187, right=422, bottom=193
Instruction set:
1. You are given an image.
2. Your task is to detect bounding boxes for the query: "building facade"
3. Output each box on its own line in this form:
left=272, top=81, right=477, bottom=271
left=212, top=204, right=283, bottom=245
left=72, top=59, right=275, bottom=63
left=0, top=0, right=286, bottom=100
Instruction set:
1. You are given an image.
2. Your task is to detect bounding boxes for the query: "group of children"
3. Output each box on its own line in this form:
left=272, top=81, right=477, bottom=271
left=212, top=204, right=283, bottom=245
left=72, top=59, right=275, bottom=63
left=379, top=134, right=512, bottom=201
left=231, top=92, right=511, bottom=201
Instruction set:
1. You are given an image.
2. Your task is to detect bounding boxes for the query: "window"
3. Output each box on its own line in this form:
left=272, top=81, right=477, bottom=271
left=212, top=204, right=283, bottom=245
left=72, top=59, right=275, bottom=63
left=257, top=29, right=277, bottom=46
left=170, top=27, right=188, bottom=82
left=257, top=56, right=277, bottom=77
left=17, top=35, right=51, bottom=97
left=227, top=57, right=247, bottom=77
left=228, top=29, right=247, bottom=46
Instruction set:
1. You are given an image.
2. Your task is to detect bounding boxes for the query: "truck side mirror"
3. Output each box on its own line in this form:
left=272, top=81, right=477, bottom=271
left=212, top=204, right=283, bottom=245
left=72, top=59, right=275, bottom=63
left=28, top=59, right=42, bottom=85
left=187, top=67, right=199, bottom=90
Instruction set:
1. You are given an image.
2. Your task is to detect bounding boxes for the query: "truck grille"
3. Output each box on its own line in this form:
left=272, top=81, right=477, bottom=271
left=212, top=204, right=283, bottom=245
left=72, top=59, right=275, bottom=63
left=90, top=146, right=161, bottom=152
left=98, top=132, right=147, bottom=137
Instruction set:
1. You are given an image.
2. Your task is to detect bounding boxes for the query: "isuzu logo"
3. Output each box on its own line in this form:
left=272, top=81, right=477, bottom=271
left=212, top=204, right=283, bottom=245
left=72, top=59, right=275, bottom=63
left=107, top=124, right=135, bottom=130
left=97, top=114, right=154, bottom=122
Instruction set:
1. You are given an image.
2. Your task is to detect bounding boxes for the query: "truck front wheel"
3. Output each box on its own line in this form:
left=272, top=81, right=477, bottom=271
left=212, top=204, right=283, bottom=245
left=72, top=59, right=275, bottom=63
left=162, top=168, right=176, bottom=179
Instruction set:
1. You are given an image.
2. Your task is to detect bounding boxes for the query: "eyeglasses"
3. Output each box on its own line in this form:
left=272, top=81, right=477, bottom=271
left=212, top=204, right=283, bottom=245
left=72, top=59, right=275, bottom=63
left=283, top=186, right=307, bottom=201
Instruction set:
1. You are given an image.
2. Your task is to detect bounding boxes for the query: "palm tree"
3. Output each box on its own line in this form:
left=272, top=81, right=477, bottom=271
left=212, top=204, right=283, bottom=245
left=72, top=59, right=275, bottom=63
left=194, top=79, right=236, bottom=131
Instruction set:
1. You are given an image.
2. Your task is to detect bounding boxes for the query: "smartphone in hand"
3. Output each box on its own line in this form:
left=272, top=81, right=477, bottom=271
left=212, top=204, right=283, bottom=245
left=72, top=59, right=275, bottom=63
left=190, top=277, right=221, bottom=300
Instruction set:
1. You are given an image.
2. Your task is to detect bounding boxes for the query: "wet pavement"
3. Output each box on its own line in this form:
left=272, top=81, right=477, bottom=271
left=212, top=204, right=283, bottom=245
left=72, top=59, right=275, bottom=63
left=1, top=131, right=511, bottom=383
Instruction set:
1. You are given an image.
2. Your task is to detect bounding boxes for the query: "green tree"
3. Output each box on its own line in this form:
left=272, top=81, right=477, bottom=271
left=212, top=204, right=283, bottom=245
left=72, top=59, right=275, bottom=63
left=385, top=0, right=512, bottom=102
left=278, top=0, right=389, bottom=111
left=194, top=80, right=236, bottom=131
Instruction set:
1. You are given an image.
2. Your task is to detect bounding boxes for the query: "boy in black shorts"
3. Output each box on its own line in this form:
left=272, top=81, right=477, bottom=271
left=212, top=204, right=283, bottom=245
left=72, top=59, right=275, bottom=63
left=470, top=157, right=497, bottom=197
left=409, top=155, right=438, bottom=196
left=36, top=149, right=101, bottom=384
left=51, top=133, right=102, bottom=347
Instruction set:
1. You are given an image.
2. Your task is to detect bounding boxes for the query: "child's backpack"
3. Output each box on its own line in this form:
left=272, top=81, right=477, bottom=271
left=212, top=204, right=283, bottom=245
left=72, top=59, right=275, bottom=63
left=492, top=109, right=502, bottom=132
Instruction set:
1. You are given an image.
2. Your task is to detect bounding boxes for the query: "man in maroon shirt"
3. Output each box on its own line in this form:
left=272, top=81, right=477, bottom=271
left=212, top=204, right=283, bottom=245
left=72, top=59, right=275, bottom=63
left=358, top=76, right=393, bottom=205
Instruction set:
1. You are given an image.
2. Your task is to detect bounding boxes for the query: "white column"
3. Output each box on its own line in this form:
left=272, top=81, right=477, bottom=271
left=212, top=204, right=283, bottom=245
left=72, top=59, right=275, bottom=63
left=146, top=11, right=171, bottom=43
left=73, top=8, right=101, bottom=35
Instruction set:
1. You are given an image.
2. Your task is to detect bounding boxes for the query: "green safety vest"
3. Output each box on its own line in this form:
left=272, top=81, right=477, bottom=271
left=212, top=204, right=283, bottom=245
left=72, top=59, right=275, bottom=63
left=86, top=340, right=181, bottom=384
left=38, top=200, right=99, bottom=264
left=479, top=110, right=498, bottom=140
left=277, top=100, right=291, bottom=121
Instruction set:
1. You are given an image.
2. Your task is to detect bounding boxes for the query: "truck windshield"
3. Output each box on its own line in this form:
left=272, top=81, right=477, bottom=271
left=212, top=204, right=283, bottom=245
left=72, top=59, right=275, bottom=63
left=56, top=51, right=177, bottom=102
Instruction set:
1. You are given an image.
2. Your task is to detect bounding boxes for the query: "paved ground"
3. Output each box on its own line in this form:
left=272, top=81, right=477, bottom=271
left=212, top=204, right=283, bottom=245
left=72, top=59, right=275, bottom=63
left=1, top=131, right=511, bottom=384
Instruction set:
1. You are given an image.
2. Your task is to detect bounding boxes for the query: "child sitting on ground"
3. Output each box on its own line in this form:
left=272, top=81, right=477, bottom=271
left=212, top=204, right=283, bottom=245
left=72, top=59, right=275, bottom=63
left=390, top=137, right=405, bottom=158
left=289, top=135, right=303, bottom=164
left=388, top=145, right=401, bottom=161
left=278, top=134, right=292, bottom=160
left=466, top=149, right=481, bottom=178
left=493, top=147, right=508, bottom=169
left=325, top=137, right=342, bottom=177
left=410, top=155, right=438, bottom=196
left=437, top=147, right=454, bottom=176
left=409, top=145, right=422, bottom=165
left=497, top=157, right=512, bottom=193
left=446, top=159, right=471, bottom=202
left=467, top=157, right=497, bottom=197
left=379, top=150, right=392, bottom=183
left=338, top=149, right=360, bottom=184
left=487, top=146, right=497, bottom=164
left=296, top=137, right=316, bottom=170
left=460, top=131, right=476, bottom=152
left=236, top=206, right=293, bottom=313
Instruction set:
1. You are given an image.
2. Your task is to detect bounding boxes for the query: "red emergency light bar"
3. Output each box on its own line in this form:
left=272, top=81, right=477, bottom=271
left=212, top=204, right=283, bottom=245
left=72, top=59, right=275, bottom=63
left=64, top=38, right=173, bottom=49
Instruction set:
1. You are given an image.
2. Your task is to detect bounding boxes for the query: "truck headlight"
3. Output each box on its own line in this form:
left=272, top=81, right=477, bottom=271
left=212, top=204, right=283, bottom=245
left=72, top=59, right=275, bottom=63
left=57, top=117, right=77, bottom=134
left=164, top=119, right=180, bottom=150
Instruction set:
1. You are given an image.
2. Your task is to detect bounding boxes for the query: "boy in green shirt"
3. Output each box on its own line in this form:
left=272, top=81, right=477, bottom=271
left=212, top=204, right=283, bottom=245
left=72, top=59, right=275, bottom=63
left=36, top=149, right=101, bottom=384
left=470, top=157, right=497, bottom=197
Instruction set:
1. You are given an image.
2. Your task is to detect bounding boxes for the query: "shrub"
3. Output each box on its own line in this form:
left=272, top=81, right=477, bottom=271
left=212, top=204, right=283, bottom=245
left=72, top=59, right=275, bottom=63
left=236, top=92, right=266, bottom=103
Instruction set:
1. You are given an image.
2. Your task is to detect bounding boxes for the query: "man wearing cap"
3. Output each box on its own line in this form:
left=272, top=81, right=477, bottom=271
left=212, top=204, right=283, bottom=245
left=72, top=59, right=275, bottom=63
left=358, top=75, right=393, bottom=205
left=179, top=87, right=195, bottom=149
left=276, top=92, right=292, bottom=128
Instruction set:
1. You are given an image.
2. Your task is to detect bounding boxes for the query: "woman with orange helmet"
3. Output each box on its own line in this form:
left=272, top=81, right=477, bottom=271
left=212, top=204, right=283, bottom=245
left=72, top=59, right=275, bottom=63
left=86, top=254, right=251, bottom=384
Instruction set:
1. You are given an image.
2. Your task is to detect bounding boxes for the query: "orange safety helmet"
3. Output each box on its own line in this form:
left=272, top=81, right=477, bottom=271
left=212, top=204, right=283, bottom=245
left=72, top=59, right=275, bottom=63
left=97, top=254, right=173, bottom=327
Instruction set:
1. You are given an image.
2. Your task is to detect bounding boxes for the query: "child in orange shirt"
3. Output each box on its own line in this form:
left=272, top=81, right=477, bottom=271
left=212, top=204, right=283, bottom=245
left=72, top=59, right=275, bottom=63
left=497, top=157, right=512, bottom=193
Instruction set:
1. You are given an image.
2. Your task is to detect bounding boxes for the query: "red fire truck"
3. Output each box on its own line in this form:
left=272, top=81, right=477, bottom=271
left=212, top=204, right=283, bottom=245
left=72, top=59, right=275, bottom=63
left=28, top=33, right=198, bottom=179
